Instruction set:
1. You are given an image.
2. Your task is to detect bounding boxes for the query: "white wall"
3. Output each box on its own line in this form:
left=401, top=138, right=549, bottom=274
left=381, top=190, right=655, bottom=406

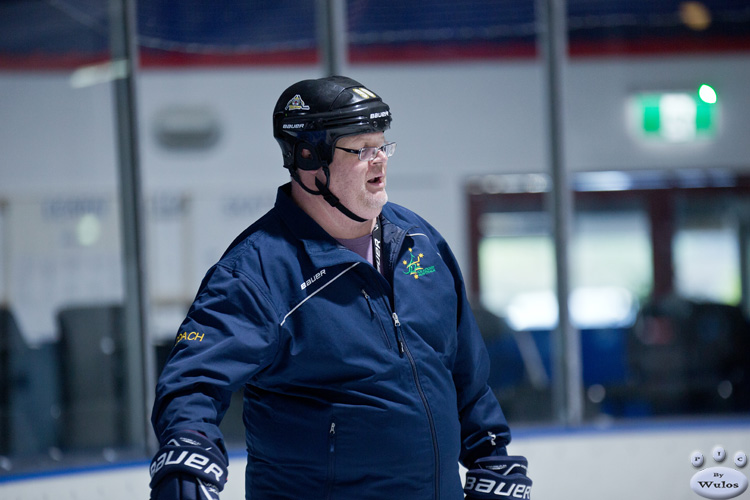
left=0, top=73, right=119, bottom=193
left=127, top=53, right=750, bottom=279
left=564, top=54, right=750, bottom=171
left=2, top=54, right=750, bottom=341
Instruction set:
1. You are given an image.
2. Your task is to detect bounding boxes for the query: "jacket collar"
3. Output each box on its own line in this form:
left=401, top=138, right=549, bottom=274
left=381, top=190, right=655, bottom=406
left=274, top=184, right=363, bottom=269
left=274, top=183, right=334, bottom=247
left=274, top=183, right=412, bottom=269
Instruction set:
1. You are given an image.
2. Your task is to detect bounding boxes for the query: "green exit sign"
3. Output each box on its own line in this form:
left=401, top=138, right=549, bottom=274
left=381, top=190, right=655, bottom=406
left=633, top=84, right=718, bottom=142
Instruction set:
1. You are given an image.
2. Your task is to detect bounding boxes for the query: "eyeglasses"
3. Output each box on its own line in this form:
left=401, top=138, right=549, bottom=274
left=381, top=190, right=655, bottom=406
left=335, top=141, right=396, bottom=162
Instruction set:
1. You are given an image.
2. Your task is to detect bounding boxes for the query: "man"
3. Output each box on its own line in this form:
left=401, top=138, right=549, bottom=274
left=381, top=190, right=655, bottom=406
left=149, top=76, right=531, bottom=500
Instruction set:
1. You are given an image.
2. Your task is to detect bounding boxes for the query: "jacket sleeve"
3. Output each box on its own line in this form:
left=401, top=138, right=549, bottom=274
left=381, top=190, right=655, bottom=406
left=437, top=236, right=511, bottom=468
left=151, top=263, right=280, bottom=450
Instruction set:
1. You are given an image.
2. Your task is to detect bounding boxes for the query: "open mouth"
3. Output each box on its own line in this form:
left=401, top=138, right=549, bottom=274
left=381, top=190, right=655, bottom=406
left=368, top=175, right=383, bottom=184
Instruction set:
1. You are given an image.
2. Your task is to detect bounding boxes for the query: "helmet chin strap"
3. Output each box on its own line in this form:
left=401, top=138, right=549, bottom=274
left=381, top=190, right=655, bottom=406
left=291, top=165, right=368, bottom=223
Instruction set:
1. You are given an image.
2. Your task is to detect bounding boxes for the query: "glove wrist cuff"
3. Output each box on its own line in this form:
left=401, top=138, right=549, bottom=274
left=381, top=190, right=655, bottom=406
left=465, top=455, right=532, bottom=499
left=150, top=432, right=228, bottom=491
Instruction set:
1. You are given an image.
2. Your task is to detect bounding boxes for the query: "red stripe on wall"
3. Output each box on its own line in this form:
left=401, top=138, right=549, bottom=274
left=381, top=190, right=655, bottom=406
left=0, top=37, right=748, bottom=71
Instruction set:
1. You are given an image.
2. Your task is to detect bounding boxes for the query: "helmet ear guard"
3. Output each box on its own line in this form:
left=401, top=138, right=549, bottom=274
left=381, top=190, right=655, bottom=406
left=294, top=141, right=321, bottom=171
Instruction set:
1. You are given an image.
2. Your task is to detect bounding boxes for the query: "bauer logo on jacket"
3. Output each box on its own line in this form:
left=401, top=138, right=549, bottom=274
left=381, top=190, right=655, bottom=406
left=402, top=247, right=436, bottom=280
left=300, top=268, right=326, bottom=290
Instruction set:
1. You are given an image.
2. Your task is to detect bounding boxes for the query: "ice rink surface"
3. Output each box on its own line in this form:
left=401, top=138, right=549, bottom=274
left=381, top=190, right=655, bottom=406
left=2, top=418, right=749, bottom=499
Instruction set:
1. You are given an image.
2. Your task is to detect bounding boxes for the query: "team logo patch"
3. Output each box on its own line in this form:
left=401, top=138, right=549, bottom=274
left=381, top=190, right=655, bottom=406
left=285, top=94, right=310, bottom=111
left=402, top=248, right=436, bottom=279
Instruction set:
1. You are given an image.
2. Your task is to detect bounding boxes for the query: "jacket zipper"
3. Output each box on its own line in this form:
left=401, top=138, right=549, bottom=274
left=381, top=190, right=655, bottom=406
left=362, top=289, right=392, bottom=349
left=391, top=313, right=405, bottom=357
left=392, top=312, right=441, bottom=499
left=381, top=221, right=442, bottom=498
left=326, top=421, right=336, bottom=499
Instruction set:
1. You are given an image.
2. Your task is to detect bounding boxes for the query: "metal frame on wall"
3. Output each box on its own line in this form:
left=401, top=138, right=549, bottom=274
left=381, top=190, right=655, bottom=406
left=109, top=0, right=156, bottom=454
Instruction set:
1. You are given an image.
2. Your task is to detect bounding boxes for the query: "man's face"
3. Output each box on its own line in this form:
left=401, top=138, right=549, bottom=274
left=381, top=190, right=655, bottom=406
left=322, top=132, right=390, bottom=221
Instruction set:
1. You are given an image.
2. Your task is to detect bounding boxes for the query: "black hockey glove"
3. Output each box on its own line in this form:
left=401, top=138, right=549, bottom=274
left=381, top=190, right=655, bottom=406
left=464, top=456, right=532, bottom=499
left=150, top=431, right=228, bottom=500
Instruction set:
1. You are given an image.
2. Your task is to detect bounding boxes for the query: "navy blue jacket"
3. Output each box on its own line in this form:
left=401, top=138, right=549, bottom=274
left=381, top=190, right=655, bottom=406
left=152, top=184, right=511, bottom=500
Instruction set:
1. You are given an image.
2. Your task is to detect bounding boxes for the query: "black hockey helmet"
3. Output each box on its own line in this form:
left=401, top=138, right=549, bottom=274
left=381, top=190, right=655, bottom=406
left=272, top=76, right=392, bottom=222
left=273, top=75, right=392, bottom=172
